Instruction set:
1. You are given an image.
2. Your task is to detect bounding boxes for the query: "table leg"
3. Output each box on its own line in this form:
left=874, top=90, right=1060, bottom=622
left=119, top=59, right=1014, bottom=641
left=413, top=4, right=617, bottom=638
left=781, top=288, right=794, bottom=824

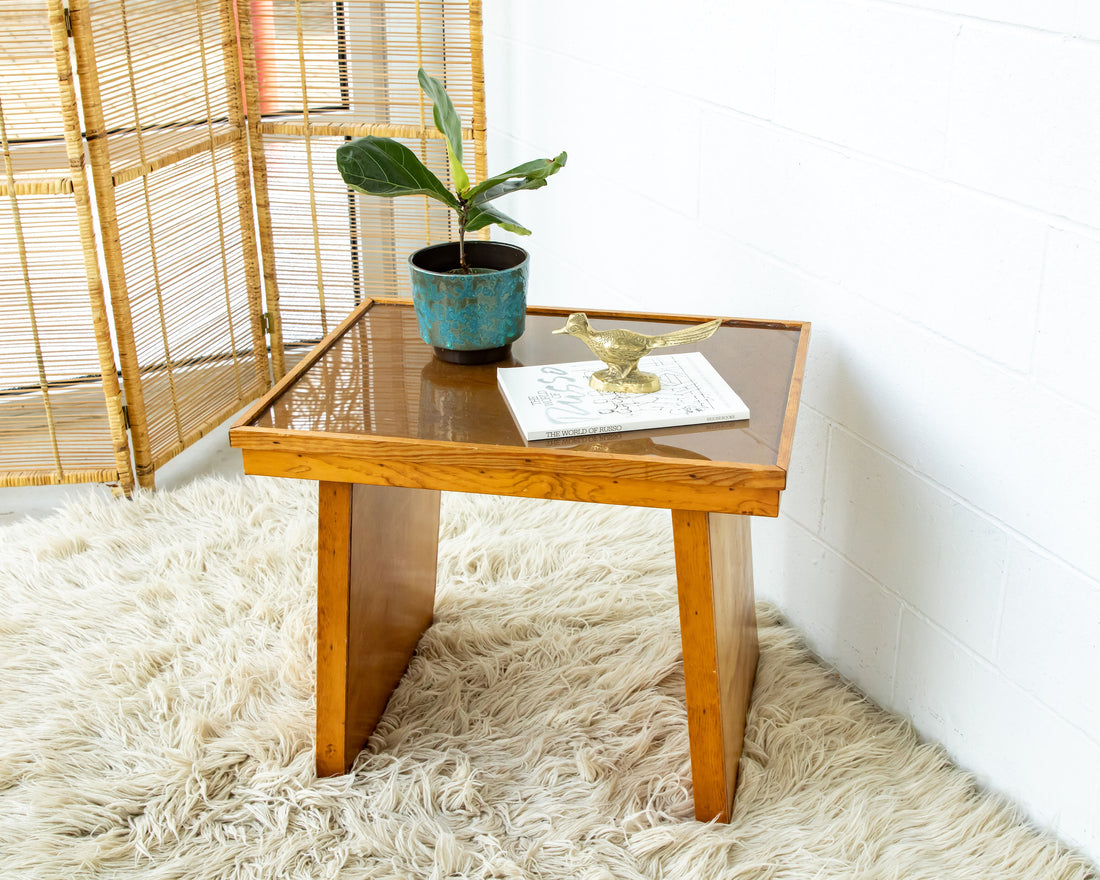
left=315, top=481, right=441, bottom=776
left=671, top=510, right=758, bottom=823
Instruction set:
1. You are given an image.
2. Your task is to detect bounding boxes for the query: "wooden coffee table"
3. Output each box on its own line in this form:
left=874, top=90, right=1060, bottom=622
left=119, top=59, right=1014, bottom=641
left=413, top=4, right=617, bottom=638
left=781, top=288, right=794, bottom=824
left=230, top=299, right=809, bottom=823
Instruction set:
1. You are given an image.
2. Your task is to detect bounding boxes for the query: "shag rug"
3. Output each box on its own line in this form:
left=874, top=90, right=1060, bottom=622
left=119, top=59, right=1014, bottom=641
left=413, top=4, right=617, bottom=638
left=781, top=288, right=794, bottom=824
left=0, top=477, right=1094, bottom=880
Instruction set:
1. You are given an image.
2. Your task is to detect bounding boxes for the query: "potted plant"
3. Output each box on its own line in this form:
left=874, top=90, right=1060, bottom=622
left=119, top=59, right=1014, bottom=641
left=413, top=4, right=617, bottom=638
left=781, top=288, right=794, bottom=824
left=336, top=68, right=567, bottom=364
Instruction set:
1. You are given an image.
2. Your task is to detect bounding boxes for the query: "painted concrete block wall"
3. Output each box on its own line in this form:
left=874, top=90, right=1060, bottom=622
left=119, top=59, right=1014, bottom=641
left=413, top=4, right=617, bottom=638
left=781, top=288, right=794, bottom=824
left=481, top=0, right=1100, bottom=858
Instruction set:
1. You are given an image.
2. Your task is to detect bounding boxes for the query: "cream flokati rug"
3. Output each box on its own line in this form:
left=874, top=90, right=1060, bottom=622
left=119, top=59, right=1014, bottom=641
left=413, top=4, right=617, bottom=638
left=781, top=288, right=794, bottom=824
left=0, top=478, right=1093, bottom=880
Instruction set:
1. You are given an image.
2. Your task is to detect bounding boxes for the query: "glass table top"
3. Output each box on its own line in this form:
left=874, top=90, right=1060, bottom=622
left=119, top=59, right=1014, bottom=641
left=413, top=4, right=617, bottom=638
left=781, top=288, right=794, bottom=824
left=246, top=301, right=807, bottom=470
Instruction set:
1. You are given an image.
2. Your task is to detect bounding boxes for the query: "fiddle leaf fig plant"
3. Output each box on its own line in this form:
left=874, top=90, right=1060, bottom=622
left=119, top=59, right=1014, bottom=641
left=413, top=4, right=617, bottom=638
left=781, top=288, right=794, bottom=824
left=336, top=68, right=567, bottom=272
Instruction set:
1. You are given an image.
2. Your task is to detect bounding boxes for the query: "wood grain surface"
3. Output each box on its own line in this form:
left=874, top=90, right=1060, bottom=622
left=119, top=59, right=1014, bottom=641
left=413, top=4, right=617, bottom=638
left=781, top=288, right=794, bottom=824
left=672, top=510, right=759, bottom=822
left=237, top=443, right=785, bottom=516
left=229, top=300, right=809, bottom=518
left=777, top=322, right=812, bottom=472
left=315, top=481, right=440, bottom=776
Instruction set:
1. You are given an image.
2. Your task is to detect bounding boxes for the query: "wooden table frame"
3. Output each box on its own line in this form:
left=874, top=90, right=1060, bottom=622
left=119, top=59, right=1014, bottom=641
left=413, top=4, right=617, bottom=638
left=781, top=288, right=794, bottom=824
left=231, top=299, right=809, bottom=823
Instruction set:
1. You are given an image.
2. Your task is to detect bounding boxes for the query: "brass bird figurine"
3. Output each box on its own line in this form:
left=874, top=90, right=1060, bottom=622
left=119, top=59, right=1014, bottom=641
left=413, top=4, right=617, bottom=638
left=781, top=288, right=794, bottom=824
left=552, top=312, right=722, bottom=393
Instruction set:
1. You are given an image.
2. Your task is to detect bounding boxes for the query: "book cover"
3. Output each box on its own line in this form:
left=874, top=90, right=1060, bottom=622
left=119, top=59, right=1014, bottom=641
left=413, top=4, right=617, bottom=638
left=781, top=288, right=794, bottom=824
left=496, top=352, right=750, bottom=441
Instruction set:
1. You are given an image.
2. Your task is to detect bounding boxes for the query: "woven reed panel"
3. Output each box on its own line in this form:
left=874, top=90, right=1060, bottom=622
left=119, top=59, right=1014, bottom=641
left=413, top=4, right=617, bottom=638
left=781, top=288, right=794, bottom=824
left=0, top=0, right=133, bottom=490
left=112, top=147, right=262, bottom=465
left=242, top=0, right=486, bottom=353
left=71, top=0, right=268, bottom=485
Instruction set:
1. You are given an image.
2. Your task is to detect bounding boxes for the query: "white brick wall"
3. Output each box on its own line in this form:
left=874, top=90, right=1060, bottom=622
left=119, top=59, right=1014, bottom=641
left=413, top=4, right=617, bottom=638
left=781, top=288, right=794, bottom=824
left=482, top=0, right=1100, bottom=859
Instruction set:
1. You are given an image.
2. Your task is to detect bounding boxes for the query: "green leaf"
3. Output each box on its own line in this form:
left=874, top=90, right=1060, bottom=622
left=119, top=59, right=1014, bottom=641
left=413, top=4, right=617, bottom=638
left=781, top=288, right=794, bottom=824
left=418, top=68, right=470, bottom=195
left=467, top=151, right=567, bottom=204
left=336, top=136, right=459, bottom=208
left=472, top=176, right=548, bottom=206
left=465, top=202, right=532, bottom=236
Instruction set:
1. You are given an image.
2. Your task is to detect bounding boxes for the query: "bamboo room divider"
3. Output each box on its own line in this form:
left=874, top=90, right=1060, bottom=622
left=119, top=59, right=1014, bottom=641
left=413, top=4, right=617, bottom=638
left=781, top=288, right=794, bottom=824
left=237, top=0, right=487, bottom=377
left=0, top=0, right=486, bottom=492
left=69, top=0, right=269, bottom=489
left=1, top=0, right=135, bottom=493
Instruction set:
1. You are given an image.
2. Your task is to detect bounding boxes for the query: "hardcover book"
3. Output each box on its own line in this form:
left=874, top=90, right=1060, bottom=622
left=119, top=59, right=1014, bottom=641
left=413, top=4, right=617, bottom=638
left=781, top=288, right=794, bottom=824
left=497, top=352, right=750, bottom=441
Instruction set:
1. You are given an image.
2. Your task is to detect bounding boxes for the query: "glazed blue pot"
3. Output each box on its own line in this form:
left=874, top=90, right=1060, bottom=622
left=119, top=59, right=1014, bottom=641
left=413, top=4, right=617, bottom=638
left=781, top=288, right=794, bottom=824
left=408, top=241, right=529, bottom=364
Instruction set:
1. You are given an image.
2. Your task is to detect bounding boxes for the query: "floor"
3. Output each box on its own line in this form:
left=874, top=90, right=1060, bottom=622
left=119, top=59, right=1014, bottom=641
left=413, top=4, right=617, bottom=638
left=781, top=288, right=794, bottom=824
left=0, top=409, right=248, bottom=526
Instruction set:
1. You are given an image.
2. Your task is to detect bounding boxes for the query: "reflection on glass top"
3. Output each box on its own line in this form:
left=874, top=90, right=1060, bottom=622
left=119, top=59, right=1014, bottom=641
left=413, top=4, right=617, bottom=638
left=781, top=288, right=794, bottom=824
left=252, top=303, right=803, bottom=467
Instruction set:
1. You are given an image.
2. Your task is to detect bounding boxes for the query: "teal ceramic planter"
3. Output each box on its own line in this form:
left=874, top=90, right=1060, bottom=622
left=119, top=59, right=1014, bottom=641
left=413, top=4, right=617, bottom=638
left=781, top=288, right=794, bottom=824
left=408, top=241, right=529, bottom=364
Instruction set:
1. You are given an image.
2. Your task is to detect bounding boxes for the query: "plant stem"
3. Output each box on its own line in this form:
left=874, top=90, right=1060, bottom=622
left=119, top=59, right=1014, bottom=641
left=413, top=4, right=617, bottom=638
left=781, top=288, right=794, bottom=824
left=458, top=199, right=469, bottom=271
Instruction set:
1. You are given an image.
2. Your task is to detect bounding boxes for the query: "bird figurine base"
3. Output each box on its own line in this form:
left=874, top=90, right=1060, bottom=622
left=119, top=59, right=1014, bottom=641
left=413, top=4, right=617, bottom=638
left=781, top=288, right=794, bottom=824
left=589, top=368, right=661, bottom=394
left=552, top=312, right=723, bottom=396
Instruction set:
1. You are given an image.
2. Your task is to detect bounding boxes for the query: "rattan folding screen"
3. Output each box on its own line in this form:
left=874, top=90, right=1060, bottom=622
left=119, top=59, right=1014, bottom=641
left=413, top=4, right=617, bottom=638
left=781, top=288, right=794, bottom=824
left=70, top=0, right=269, bottom=489
left=237, top=0, right=487, bottom=375
left=0, top=0, right=486, bottom=492
left=1, top=1, right=135, bottom=493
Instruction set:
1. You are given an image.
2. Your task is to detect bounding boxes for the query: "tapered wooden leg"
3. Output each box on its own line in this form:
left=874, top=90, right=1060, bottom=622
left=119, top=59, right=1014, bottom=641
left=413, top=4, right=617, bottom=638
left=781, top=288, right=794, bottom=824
left=315, top=481, right=441, bottom=776
left=672, top=510, right=758, bottom=823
